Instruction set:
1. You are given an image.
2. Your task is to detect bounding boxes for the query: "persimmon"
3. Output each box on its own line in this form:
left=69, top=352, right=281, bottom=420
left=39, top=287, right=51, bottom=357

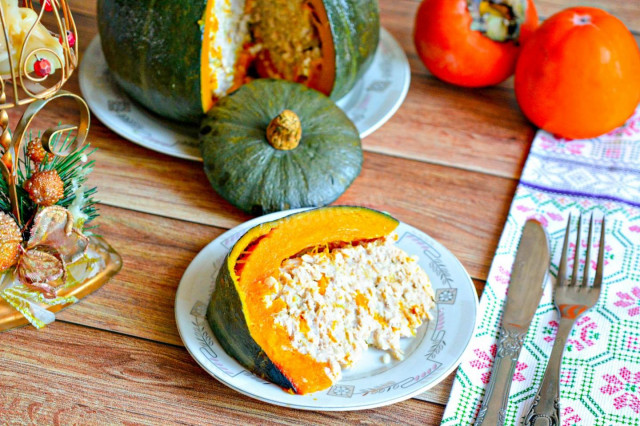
left=515, top=7, right=640, bottom=139
left=414, top=0, right=539, bottom=87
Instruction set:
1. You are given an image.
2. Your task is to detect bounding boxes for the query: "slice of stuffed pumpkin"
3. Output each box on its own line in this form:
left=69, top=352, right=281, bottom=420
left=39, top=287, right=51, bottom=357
left=207, top=206, right=406, bottom=395
left=200, top=79, right=362, bottom=215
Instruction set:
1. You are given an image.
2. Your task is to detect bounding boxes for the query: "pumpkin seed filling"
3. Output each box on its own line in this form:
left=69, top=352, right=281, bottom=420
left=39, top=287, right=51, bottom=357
left=262, top=234, right=435, bottom=382
left=203, top=0, right=326, bottom=105
left=248, top=0, right=324, bottom=84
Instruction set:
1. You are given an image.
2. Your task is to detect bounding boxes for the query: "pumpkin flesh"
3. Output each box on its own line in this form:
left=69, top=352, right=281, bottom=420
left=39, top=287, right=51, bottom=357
left=208, top=207, right=399, bottom=394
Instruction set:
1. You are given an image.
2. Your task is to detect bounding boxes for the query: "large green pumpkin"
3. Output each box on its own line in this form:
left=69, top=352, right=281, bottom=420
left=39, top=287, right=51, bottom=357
left=97, top=0, right=380, bottom=123
left=200, top=79, right=362, bottom=215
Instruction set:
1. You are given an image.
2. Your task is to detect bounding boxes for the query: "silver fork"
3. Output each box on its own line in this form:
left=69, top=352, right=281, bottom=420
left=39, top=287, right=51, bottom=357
left=523, top=213, right=606, bottom=426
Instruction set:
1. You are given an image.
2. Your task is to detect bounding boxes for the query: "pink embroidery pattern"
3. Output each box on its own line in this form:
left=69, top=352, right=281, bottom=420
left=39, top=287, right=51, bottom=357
left=566, top=316, right=599, bottom=353
left=470, top=344, right=528, bottom=384
left=539, top=136, right=585, bottom=156
left=614, top=287, right=640, bottom=317
left=560, top=369, right=573, bottom=385
left=542, top=320, right=558, bottom=343
left=627, top=336, right=640, bottom=353
left=561, top=406, right=582, bottom=426
left=600, top=368, right=640, bottom=414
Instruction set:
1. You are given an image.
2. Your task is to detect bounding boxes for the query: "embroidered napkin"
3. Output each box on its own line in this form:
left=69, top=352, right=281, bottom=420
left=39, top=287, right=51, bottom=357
left=442, top=107, right=640, bottom=426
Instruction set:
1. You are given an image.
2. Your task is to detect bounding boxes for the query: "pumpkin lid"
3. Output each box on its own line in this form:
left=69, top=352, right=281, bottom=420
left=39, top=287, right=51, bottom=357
left=200, top=79, right=362, bottom=216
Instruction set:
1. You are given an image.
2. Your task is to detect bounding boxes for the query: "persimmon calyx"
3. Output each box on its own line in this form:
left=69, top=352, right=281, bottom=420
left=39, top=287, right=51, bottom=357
left=468, top=0, right=528, bottom=42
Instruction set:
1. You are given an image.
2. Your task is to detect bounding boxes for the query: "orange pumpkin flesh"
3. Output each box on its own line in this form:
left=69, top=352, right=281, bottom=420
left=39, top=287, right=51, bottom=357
left=208, top=207, right=399, bottom=394
left=515, top=7, right=640, bottom=139
left=414, top=0, right=538, bottom=87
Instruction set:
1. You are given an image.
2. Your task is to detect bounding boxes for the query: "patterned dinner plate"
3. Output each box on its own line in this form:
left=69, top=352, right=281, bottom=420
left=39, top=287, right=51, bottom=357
left=79, top=28, right=410, bottom=162
left=175, top=209, right=478, bottom=411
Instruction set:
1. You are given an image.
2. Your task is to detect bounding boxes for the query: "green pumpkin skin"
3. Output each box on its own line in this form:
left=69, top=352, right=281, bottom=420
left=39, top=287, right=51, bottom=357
left=200, top=80, right=363, bottom=215
left=325, top=0, right=380, bottom=100
left=207, top=254, right=296, bottom=392
left=97, top=0, right=204, bottom=123
left=97, top=0, right=379, bottom=123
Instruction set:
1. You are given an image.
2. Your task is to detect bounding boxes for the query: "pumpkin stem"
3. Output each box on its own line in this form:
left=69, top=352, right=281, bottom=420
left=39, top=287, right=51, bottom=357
left=467, top=0, right=528, bottom=42
left=266, top=110, right=302, bottom=150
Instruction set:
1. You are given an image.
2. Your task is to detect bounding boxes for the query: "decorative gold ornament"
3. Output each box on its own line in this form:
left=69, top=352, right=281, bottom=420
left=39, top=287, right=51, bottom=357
left=24, top=169, right=64, bottom=206
left=27, top=136, right=51, bottom=164
left=0, top=0, right=121, bottom=330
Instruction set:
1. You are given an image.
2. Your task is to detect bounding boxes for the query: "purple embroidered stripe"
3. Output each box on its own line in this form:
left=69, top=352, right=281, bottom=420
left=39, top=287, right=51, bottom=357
left=518, top=181, right=640, bottom=209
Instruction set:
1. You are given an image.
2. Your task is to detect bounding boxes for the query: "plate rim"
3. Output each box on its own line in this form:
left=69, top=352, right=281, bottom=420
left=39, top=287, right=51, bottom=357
left=79, top=27, right=410, bottom=161
left=174, top=208, right=479, bottom=411
left=356, top=27, right=410, bottom=139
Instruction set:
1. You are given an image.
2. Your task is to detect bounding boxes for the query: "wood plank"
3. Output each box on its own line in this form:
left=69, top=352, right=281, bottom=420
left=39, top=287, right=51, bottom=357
left=416, top=373, right=455, bottom=406
left=1, top=321, right=445, bottom=425
left=55, top=204, right=225, bottom=346
left=535, top=0, right=640, bottom=31
left=400, top=0, right=640, bottom=32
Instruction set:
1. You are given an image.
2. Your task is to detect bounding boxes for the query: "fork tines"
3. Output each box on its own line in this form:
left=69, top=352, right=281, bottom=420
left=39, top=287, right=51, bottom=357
left=557, top=213, right=606, bottom=288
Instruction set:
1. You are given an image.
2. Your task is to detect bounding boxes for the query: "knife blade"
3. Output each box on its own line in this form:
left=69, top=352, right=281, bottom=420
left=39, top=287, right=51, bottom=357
left=474, top=219, right=550, bottom=426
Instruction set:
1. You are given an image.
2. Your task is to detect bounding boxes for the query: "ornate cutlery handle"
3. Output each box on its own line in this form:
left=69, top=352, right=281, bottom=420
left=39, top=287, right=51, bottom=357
left=523, top=318, right=575, bottom=426
left=475, top=327, right=526, bottom=426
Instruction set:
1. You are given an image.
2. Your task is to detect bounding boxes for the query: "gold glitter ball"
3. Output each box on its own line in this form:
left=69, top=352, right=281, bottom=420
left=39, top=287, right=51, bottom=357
left=24, top=170, right=65, bottom=207
left=26, top=138, right=52, bottom=165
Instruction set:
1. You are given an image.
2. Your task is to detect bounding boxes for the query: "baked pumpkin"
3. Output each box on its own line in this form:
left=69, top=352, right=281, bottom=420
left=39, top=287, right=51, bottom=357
left=200, top=79, right=362, bottom=215
left=207, top=206, right=434, bottom=395
left=97, top=0, right=380, bottom=123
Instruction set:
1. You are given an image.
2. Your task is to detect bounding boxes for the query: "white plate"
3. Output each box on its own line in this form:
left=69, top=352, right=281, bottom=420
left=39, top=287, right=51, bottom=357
left=175, top=209, right=478, bottom=411
left=79, top=28, right=410, bottom=162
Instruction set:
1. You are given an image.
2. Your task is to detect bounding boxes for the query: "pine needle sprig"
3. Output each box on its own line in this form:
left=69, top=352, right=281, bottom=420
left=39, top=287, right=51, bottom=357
left=0, top=129, right=100, bottom=228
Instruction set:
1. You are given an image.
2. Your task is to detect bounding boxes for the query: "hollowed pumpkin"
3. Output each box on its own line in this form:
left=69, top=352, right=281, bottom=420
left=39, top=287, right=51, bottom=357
left=97, top=0, right=379, bottom=123
left=199, top=79, right=362, bottom=216
left=207, top=206, right=399, bottom=395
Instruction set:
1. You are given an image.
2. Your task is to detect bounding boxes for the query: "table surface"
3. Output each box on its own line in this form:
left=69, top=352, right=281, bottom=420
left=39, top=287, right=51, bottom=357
left=2, top=0, right=639, bottom=424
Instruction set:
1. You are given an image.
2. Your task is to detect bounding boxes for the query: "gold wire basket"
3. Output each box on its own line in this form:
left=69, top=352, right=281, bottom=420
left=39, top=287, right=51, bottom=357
left=0, top=0, right=78, bottom=109
left=0, top=0, right=121, bottom=331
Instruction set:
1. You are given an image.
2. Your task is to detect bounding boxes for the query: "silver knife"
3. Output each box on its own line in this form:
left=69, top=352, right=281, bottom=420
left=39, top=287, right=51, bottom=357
left=474, top=220, right=550, bottom=426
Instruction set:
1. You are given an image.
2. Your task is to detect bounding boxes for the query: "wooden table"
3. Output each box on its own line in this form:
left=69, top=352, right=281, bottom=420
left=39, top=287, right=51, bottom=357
left=2, top=0, right=638, bottom=423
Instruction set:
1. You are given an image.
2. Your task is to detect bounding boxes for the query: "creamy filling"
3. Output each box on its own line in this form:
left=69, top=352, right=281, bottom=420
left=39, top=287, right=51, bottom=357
left=262, top=234, right=435, bottom=382
left=204, top=0, right=250, bottom=99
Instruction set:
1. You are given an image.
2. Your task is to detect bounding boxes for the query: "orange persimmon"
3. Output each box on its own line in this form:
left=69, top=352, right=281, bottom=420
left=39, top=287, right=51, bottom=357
left=515, top=7, right=640, bottom=139
left=414, top=0, right=539, bottom=87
